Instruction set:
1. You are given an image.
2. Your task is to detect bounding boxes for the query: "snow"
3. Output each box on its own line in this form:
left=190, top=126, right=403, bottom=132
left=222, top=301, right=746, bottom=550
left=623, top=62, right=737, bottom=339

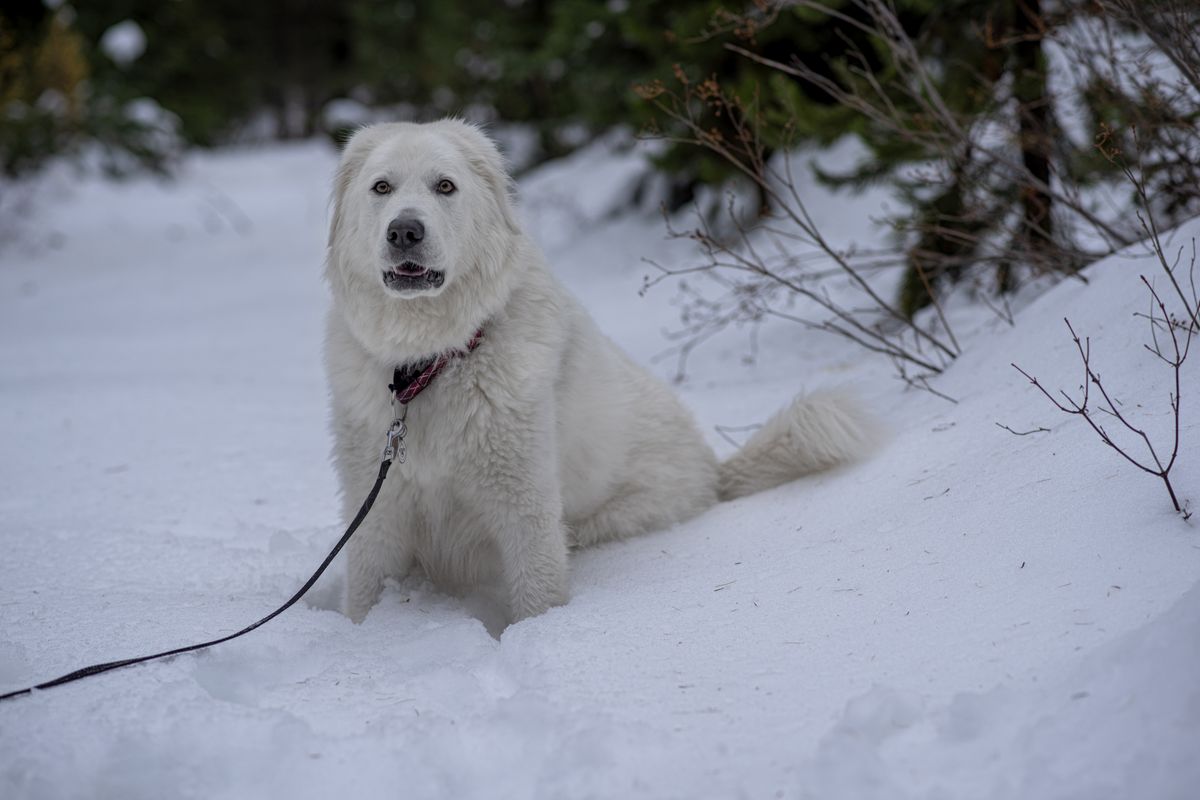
left=1, top=135, right=1198, bottom=799
left=99, top=21, right=147, bottom=67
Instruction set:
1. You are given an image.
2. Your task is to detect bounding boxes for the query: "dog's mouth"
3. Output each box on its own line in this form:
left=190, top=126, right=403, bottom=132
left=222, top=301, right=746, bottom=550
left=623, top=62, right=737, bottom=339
left=382, top=261, right=445, bottom=293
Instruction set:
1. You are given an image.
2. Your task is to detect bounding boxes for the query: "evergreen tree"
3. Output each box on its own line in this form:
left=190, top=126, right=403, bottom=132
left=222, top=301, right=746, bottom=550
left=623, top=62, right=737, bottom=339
left=1, top=0, right=176, bottom=176
left=71, top=0, right=354, bottom=144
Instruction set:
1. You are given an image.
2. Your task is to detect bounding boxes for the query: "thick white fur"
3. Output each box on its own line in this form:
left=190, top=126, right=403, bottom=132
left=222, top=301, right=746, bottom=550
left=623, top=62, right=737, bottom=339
left=326, top=119, right=876, bottom=624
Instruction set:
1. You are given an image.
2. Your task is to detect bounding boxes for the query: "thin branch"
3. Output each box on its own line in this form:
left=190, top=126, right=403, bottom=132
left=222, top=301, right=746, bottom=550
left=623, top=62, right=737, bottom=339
left=996, top=422, right=1051, bottom=436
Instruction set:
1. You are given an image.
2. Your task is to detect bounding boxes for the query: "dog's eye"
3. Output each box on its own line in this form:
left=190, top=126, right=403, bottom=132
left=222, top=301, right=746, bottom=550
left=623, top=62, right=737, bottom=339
left=372, top=180, right=392, bottom=195
left=435, top=179, right=456, bottom=195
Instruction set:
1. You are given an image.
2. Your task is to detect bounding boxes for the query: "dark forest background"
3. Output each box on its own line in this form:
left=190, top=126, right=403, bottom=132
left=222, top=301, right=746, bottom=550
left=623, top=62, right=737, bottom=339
left=2, top=0, right=1197, bottom=314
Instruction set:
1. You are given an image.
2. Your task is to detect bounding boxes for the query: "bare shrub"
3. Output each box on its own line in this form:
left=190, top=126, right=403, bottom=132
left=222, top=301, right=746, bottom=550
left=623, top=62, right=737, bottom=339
left=637, top=61, right=961, bottom=389
left=637, top=0, right=1200, bottom=389
left=1012, top=236, right=1197, bottom=519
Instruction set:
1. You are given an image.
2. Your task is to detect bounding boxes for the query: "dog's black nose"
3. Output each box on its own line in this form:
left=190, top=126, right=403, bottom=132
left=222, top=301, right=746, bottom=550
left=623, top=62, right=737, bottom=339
left=387, top=217, right=425, bottom=250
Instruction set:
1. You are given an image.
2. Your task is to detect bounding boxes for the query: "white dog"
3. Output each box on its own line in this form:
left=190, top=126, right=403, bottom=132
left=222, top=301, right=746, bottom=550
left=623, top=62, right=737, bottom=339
left=325, top=119, right=875, bottom=624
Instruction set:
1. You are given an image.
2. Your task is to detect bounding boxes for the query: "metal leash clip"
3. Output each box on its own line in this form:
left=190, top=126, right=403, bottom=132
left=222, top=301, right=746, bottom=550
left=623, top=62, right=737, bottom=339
left=382, top=418, right=407, bottom=463
left=382, top=400, right=408, bottom=463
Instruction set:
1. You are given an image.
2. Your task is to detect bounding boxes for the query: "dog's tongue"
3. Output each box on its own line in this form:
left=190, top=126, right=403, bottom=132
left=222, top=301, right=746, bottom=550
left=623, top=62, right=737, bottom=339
left=394, top=264, right=427, bottom=277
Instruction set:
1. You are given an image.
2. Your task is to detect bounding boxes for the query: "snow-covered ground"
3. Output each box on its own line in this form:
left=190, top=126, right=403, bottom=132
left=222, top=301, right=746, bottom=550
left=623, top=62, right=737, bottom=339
left=1, top=136, right=1197, bottom=800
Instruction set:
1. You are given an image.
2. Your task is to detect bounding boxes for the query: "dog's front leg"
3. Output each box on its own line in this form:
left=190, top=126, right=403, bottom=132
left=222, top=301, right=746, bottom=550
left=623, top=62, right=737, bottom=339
left=498, top=500, right=570, bottom=622
left=345, top=517, right=413, bottom=623
left=466, top=405, right=569, bottom=622
left=335, top=427, right=414, bottom=623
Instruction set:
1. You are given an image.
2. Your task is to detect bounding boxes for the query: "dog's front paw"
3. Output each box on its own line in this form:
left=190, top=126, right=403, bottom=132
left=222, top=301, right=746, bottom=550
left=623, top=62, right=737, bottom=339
left=344, top=570, right=383, bottom=624
left=344, top=592, right=374, bottom=624
left=510, top=588, right=568, bottom=622
left=508, top=562, right=569, bottom=622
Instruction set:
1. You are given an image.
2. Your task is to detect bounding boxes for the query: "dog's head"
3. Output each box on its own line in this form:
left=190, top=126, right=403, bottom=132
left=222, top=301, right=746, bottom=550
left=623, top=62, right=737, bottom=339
left=328, top=119, right=519, bottom=301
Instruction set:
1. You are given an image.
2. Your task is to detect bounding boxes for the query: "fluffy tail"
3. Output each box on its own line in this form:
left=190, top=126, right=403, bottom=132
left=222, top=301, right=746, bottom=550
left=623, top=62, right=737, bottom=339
left=718, top=390, right=879, bottom=501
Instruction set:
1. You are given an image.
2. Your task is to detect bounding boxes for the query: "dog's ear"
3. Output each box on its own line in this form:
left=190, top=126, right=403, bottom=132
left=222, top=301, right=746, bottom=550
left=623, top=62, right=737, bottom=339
left=328, top=126, right=378, bottom=247
left=448, top=122, right=521, bottom=236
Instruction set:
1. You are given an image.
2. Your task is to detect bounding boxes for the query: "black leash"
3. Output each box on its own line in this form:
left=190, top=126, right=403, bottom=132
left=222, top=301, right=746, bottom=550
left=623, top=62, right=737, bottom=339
left=1, top=330, right=485, bottom=704
left=0, top=458, right=392, bottom=703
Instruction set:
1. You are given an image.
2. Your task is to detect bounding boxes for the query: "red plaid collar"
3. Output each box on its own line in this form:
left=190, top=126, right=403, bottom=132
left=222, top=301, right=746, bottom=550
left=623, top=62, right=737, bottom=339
left=389, top=329, right=484, bottom=406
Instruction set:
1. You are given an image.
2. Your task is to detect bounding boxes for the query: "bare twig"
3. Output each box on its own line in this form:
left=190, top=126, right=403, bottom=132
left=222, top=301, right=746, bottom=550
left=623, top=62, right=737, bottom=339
left=996, top=422, right=1051, bottom=436
left=1013, top=291, right=1191, bottom=518
left=714, top=422, right=763, bottom=449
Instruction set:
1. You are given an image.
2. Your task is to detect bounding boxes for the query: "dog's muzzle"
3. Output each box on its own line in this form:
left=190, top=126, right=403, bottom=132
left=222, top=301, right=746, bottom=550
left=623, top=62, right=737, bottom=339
left=382, top=262, right=445, bottom=292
